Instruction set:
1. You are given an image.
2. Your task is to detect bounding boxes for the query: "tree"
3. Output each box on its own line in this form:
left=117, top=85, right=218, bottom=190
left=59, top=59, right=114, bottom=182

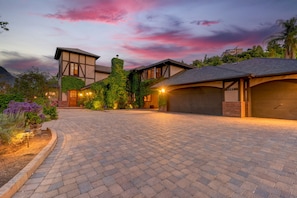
left=266, top=40, right=284, bottom=58
left=266, top=17, right=297, bottom=59
left=13, top=67, right=50, bottom=101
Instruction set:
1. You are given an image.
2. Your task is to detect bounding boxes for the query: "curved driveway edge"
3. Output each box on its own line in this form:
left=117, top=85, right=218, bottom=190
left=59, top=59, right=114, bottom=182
left=0, top=129, right=57, bottom=198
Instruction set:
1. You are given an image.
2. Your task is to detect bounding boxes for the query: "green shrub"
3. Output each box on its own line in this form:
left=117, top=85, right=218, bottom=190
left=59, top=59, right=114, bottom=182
left=0, top=94, right=23, bottom=113
left=0, top=112, right=26, bottom=144
left=43, top=105, right=58, bottom=120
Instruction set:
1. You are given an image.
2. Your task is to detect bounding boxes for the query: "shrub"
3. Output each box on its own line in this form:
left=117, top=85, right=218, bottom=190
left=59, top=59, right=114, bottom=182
left=43, top=105, right=58, bottom=120
left=0, top=112, right=26, bottom=144
left=0, top=94, right=23, bottom=113
left=3, top=101, right=45, bottom=126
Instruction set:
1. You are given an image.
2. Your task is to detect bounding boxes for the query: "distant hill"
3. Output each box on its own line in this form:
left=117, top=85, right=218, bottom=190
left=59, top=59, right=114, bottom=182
left=0, top=66, right=15, bottom=85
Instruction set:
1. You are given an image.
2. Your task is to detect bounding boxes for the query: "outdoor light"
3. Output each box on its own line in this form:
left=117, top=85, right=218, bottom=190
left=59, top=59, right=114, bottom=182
left=161, top=88, right=165, bottom=93
left=79, top=93, right=83, bottom=97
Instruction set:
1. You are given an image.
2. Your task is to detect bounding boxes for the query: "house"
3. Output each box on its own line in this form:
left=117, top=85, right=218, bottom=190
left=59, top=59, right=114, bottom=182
left=54, top=48, right=192, bottom=108
left=152, top=58, right=297, bottom=120
left=54, top=47, right=111, bottom=107
left=222, top=48, right=243, bottom=56
left=134, top=59, right=194, bottom=108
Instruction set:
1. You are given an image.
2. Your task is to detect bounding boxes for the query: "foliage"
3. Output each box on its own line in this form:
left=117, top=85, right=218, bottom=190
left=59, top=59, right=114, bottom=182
left=105, top=58, right=129, bottom=109
left=12, top=67, right=50, bottom=101
left=0, top=93, right=23, bottom=113
left=0, top=112, right=25, bottom=144
left=158, top=92, right=167, bottom=107
left=266, top=17, right=297, bottom=59
left=43, top=105, right=58, bottom=120
left=266, top=40, right=284, bottom=58
left=33, top=97, right=58, bottom=120
left=192, top=45, right=268, bottom=67
left=61, top=76, right=85, bottom=93
left=3, top=101, right=45, bottom=126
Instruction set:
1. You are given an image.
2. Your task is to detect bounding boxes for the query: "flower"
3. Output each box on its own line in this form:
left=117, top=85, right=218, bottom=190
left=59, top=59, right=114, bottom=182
left=4, top=101, right=45, bottom=125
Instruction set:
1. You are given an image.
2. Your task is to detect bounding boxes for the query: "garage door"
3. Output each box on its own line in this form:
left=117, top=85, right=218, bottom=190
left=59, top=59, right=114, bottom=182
left=168, top=87, right=223, bottom=115
left=251, top=80, right=297, bottom=120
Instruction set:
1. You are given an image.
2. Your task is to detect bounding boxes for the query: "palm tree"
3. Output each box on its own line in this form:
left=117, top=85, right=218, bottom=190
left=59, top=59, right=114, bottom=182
left=266, top=17, right=297, bottom=59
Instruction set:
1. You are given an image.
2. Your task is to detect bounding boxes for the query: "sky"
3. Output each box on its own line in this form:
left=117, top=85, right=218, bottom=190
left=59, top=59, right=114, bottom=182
left=0, top=0, right=296, bottom=75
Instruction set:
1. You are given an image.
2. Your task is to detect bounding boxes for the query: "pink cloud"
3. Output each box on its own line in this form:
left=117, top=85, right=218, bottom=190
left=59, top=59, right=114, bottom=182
left=45, top=0, right=157, bottom=23
left=121, top=24, right=277, bottom=61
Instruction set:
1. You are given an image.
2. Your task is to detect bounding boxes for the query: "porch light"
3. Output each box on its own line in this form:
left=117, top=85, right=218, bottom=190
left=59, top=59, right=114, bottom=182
left=79, top=93, right=83, bottom=97
left=160, top=88, right=166, bottom=93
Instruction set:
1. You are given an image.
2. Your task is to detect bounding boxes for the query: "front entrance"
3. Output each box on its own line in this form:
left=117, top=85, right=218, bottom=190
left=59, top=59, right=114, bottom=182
left=68, top=90, right=78, bottom=107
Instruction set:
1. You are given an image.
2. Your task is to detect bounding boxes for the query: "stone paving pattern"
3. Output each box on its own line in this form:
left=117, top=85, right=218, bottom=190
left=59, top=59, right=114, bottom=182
left=13, top=109, right=297, bottom=198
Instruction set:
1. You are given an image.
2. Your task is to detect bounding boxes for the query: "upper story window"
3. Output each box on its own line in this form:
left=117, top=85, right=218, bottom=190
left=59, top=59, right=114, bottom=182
left=70, top=63, right=79, bottom=76
left=147, top=68, right=154, bottom=79
left=156, top=67, right=162, bottom=78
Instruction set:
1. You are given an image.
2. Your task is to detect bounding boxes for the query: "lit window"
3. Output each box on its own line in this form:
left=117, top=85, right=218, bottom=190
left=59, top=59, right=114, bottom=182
left=144, top=94, right=152, bottom=102
left=70, top=63, right=79, bottom=76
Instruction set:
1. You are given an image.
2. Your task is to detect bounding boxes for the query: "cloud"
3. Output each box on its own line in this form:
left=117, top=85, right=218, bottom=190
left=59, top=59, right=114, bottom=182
left=122, top=23, right=279, bottom=61
left=0, top=51, right=58, bottom=75
left=191, top=20, right=221, bottom=26
left=44, top=0, right=157, bottom=23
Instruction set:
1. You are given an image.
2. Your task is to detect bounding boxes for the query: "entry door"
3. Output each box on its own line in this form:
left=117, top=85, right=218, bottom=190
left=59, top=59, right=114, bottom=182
left=68, top=90, right=77, bottom=107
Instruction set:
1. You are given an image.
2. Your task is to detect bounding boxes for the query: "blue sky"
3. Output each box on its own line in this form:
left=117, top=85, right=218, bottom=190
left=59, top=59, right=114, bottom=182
left=0, top=0, right=296, bottom=75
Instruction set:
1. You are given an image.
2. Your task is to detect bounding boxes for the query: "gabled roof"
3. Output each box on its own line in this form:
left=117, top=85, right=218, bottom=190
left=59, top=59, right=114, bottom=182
left=96, top=65, right=111, bottom=74
left=152, top=58, right=297, bottom=88
left=54, top=47, right=100, bottom=60
left=136, top=59, right=194, bottom=71
left=152, top=66, right=250, bottom=88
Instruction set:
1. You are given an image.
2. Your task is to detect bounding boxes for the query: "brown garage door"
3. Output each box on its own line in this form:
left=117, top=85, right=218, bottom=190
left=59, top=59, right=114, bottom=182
left=168, top=87, right=223, bottom=115
left=251, top=80, right=297, bottom=120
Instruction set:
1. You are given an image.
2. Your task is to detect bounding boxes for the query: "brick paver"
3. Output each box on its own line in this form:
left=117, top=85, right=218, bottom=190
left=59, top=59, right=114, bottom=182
left=13, top=109, right=297, bottom=197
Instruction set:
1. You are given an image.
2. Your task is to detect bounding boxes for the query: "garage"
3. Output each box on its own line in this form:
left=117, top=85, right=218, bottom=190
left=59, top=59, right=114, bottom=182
left=251, top=80, right=297, bottom=120
left=168, top=86, right=223, bottom=115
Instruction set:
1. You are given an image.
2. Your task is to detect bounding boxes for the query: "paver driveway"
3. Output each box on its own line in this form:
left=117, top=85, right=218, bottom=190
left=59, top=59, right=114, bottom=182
left=13, top=109, right=297, bottom=198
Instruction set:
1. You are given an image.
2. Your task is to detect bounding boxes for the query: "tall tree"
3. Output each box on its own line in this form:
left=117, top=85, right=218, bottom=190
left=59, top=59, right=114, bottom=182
left=266, top=17, right=297, bottom=59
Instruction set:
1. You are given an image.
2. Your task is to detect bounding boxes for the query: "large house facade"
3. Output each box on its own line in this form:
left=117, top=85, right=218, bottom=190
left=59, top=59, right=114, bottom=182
left=54, top=48, right=191, bottom=108
left=54, top=48, right=297, bottom=120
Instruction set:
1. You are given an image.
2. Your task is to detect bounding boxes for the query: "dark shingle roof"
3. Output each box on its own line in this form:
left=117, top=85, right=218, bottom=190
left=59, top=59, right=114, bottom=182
left=54, top=47, right=100, bottom=60
left=95, top=65, right=111, bottom=74
left=220, top=58, right=297, bottom=77
left=136, top=59, right=194, bottom=71
left=152, top=58, right=297, bottom=88
left=152, top=66, right=250, bottom=88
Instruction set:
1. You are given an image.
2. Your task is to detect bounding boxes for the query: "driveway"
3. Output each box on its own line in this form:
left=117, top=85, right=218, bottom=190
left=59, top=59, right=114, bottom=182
left=13, top=109, right=297, bottom=198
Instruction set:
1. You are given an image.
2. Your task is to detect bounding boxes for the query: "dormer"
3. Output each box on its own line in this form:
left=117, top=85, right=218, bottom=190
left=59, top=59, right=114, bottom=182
left=136, top=59, right=194, bottom=81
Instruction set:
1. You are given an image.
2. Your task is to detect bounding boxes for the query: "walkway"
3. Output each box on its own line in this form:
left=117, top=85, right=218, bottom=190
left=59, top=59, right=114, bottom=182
left=13, top=109, right=297, bottom=197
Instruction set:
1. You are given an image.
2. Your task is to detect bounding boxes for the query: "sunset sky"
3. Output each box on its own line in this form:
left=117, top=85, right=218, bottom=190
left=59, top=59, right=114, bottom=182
left=0, top=0, right=296, bottom=75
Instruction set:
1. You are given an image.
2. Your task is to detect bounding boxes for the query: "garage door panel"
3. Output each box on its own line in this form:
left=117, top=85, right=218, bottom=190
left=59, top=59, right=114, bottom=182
left=251, top=80, right=297, bottom=120
left=168, top=87, right=222, bottom=115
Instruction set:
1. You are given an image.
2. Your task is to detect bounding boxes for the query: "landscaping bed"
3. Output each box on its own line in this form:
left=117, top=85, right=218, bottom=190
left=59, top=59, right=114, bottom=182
left=0, top=129, right=51, bottom=187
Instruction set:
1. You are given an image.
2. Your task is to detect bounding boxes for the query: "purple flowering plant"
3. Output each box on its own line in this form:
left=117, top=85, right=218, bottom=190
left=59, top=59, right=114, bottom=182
left=4, top=101, right=46, bottom=125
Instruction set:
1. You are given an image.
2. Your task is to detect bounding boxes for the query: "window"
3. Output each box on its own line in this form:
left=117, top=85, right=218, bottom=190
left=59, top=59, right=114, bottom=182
left=156, top=67, right=162, bottom=78
left=144, top=94, right=152, bottom=102
left=147, top=68, right=155, bottom=79
left=70, top=63, right=79, bottom=76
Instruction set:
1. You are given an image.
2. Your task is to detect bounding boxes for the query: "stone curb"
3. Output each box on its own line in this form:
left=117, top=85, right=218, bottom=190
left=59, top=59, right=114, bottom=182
left=0, top=129, right=57, bottom=198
